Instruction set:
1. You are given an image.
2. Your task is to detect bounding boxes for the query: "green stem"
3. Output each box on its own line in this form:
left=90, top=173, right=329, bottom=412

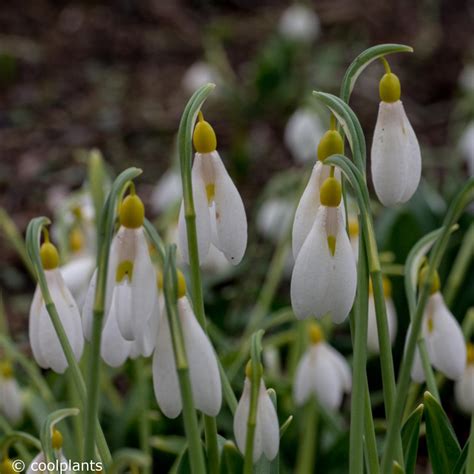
left=163, top=246, right=206, bottom=474
left=382, top=178, right=474, bottom=473
left=467, top=413, right=474, bottom=474
left=418, top=339, right=440, bottom=400
left=363, top=378, right=380, bottom=474
left=134, top=358, right=151, bottom=474
left=295, top=398, right=318, bottom=474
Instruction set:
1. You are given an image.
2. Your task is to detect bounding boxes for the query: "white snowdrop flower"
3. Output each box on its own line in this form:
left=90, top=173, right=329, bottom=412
left=348, top=216, right=359, bottom=261
left=292, top=128, right=345, bottom=258
left=0, top=362, right=23, bottom=424
left=182, top=61, right=217, bottom=95
left=150, top=169, right=182, bottom=214
left=459, top=122, right=474, bottom=177
left=178, top=113, right=247, bottom=265
left=257, top=197, right=293, bottom=243
left=233, top=363, right=279, bottom=463
left=60, top=255, right=95, bottom=305
left=130, top=295, right=161, bottom=359
left=371, top=62, right=422, bottom=206
left=29, top=237, right=84, bottom=373
left=455, top=343, right=474, bottom=413
left=291, top=176, right=357, bottom=323
left=152, top=272, right=221, bottom=418
left=27, top=430, right=70, bottom=474
left=367, top=277, right=398, bottom=354
left=410, top=270, right=466, bottom=382
left=294, top=323, right=351, bottom=410
left=278, top=4, right=320, bottom=43
left=284, top=108, right=325, bottom=164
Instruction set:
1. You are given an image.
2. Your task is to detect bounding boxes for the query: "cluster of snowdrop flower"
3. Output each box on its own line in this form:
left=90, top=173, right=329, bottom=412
left=0, top=361, right=22, bottom=424
left=410, top=267, right=466, bottom=383
left=291, top=126, right=356, bottom=323
left=234, top=362, right=279, bottom=462
left=294, top=323, right=351, bottom=410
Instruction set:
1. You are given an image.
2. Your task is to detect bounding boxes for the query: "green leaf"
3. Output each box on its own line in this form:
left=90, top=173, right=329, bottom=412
left=109, top=448, right=151, bottom=474
left=40, top=408, right=80, bottom=465
left=219, top=441, right=244, bottom=474
left=423, top=391, right=461, bottom=474
left=401, top=404, right=423, bottom=474
left=452, top=437, right=469, bottom=474
left=149, top=436, right=186, bottom=455
left=340, top=44, right=413, bottom=103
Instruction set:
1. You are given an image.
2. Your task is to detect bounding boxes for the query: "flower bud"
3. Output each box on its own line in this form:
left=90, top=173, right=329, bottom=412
left=0, top=362, right=13, bottom=379
left=40, top=242, right=60, bottom=270
left=317, top=130, right=344, bottom=161
left=418, top=267, right=440, bottom=295
left=320, top=177, right=342, bottom=207
left=119, top=194, right=145, bottom=229
left=193, top=113, right=217, bottom=153
left=0, top=459, right=15, bottom=474
left=245, top=360, right=263, bottom=379
left=176, top=270, right=186, bottom=299
left=51, top=429, right=63, bottom=450
left=309, top=322, right=324, bottom=344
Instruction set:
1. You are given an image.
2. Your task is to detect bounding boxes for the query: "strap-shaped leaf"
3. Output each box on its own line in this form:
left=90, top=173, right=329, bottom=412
left=401, top=404, right=423, bottom=474
left=424, top=391, right=461, bottom=474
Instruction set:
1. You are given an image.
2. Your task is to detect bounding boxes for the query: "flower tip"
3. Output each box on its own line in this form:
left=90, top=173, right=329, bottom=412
left=193, top=114, right=217, bottom=153
left=51, top=429, right=63, bottom=450
left=40, top=242, right=60, bottom=270
left=317, top=130, right=343, bottom=161
left=379, top=72, right=401, bottom=103
left=319, top=177, right=342, bottom=207
left=119, top=194, right=145, bottom=229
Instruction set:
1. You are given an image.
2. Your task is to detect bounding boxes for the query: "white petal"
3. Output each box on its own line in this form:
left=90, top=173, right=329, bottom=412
left=0, top=378, right=23, bottom=424
left=257, top=382, right=279, bottom=461
left=427, top=293, right=466, bottom=380
left=454, top=366, right=474, bottom=413
left=131, top=302, right=160, bottom=358
left=82, top=269, right=98, bottom=341
left=152, top=307, right=182, bottom=418
left=408, top=323, right=426, bottom=383
left=293, top=349, right=313, bottom=406
left=256, top=198, right=293, bottom=243
left=178, top=155, right=211, bottom=264
left=367, top=296, right=398, bottom=354
left=211, top=151, right=247, bottom=265
left=179, top=297, right=222, bottom=416
left=27, top=452, right=45, bottom=474
left=233, top=379, right=251, bottom=456
left=129, top=228, right=158, bottom=338
left=324, top=343, right=352, bottom=393
left=60, top=255, right=95, bottom=304
left=29, top=285, right=48, bottom=368
left=114, top=280, right=134, bottom=341
left=291, top=206, right=356, bottom=323
left=371, top=101, right=421, bottom=206
left=101, top=287, right=132, bottom=367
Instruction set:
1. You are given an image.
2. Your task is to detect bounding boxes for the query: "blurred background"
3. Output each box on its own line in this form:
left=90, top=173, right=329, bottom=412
left=0, top=1, right=473, bottom=472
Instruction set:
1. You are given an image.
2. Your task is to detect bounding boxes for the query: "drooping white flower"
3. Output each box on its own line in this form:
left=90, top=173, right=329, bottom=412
left=182, top=61, right=217, bottom=95
left=150, top=169, right=182, bottom=214
left=291, top=177, right=357, bottom=323
left=367, top=277, right=398, bottom=354
left=278, top=4, right=320, bottom=43
left=459, top=122, right=474, bottom=177
left=0, top=362, right=23, bottom=424
left=294, top=323, right=351, bottom=410
left=371, top=67, right=421, bottom=206
left=348, top=216, right=359, bottom=261
left=82, top=190, right=158, bottom=366
left=178, top=113, right=247, bottom=265
left=27, top=430, right=70, bottom=474
left=130, top=295, right=160, bottom=359
left=29, top=239, right=84, bottom=373
left=60, top=254, right=95, bottom=308
left=233, top=365, right=279, bottom=463
left=411, top=291, right=466, bottom=382
left=152, top=272, right=221, bottom=418
left=454, top=343, right=474, bottom=413
left=284, top=108, right=325, bottom=164
left=292, top=129, right=345, bottom=258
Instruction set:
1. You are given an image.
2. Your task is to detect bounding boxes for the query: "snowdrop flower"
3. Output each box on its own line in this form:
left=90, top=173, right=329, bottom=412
left=234, top=363, right=279, bottom=462
left=459, top=122, right=474, bottom=177
left=292, top=127, right=345, bottom=257
left=82, top=189, right=158, bottom=366
left=0, top=362, right=22, bottom=424
left=153, top=271, right=221, bottom=418
left=27, top=430, right=70, bottom=474
left=284, top=108, right=325, bottom=164
left=182, top=61, right=217, bottom=95
left=294, top=323, right=351, bottom=410
left=29, top=235, right=84, bottom=373
left=150, top=169, right=182, bottom=214
left=411, top=269, right=466, bottom=382
left=348, top=216, right=359, bottom=260
left=278, top=4, right=320, bottom=43
left=455, top=343, right=474, bottom=413
left=367, top=277, right=398, bottom=354
left=371, top=59, right=421, bottom=206
left=291, top=176, right=357, bottom=323
left=256, top=197, right=293, bottom=243
left=179, top=113, right=247, bottom=265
